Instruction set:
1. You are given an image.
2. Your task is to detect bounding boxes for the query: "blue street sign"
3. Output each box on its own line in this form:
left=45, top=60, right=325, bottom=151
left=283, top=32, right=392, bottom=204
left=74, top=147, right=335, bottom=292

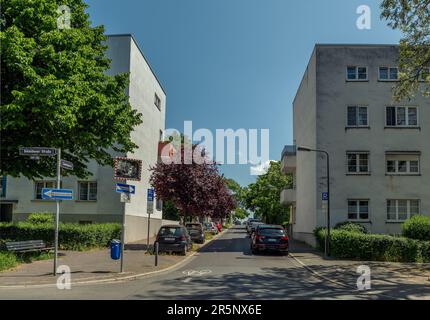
left=322, top=192, right=329, bottom=201
left=147, top=188, right=155, bottom=201
left=42, top=188, right=73, bottom=200
left=115, top=183, right=136, bottom=194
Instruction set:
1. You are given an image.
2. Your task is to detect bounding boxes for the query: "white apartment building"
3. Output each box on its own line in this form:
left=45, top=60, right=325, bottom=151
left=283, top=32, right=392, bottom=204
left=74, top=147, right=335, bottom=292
left=0, top=34, right=170, bottom=242
left=281, top=44, right=430, bottom=246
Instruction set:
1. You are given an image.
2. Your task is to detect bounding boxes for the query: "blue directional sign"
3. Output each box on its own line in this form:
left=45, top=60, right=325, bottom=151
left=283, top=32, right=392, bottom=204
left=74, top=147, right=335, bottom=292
left=42, top=188, right=73, bottom=200
left=322, top=192, right=329, bottom=201
left=115, top=183, right=136, bottom=194
left=147, top=188, right=155, bottom=201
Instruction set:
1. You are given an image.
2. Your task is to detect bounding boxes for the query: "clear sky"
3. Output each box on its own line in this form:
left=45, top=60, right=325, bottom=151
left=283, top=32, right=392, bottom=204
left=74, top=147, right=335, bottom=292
left=86, top=0, right=401, bottom=186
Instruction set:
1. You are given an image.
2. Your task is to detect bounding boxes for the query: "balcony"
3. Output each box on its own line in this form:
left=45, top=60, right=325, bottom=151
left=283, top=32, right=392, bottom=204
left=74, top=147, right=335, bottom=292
left=281, top=145, right=296, bottom=173
left=280, top=188, right=296, bottom=206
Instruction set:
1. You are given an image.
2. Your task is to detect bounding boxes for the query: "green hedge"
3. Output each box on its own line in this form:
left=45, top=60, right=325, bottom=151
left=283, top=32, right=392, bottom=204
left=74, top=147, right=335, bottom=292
left=0, top=222, right=121, bottom=251
left=315, top=228, right=430, bottom=263
left=27, top=212, right=54, bottom=224
left=334, top=221, right=367, bottom=234
left=402, top=215, right=430, bottom=241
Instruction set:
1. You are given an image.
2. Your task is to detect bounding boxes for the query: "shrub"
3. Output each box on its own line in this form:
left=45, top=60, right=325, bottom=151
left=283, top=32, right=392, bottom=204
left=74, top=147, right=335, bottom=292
left=27, top=212, right=54, bottom=224
left=0, top=222, right=121, bottom=251
left=314, top=228, right=430, bottom=263
left=0, top=251, right=17, bottom=272
left=402, top=215, right=430, bottom=241
left=334, top=221, right=367, bottom=234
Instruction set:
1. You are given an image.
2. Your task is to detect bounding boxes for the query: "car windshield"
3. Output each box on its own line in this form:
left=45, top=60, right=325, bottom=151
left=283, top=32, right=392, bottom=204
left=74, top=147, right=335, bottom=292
left=258, top=228, right=285, bottom=236
left=159, top=227, right=182, bottom=237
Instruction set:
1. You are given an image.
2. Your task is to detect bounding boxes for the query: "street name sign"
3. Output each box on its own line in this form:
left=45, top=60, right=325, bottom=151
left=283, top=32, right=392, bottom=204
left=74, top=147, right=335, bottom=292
left=60, top=159, right=74, bottom=170
left=42, top=188, right=73, bottom=200
left=19, top=147, right=57, bottom=156
left=115, top=183, right=136, bottom=194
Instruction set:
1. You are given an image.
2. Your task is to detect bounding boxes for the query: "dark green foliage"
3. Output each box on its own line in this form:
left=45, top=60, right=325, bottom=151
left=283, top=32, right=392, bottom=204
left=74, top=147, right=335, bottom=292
left=334, top=221, right=368, bottom=234
left=27, top=212, right=54, bottom=224
left=314, top=228, right=430, bottom=263
left=0, top=222, right=120, bottom=250
left=402, top=215, right=430, bottom=241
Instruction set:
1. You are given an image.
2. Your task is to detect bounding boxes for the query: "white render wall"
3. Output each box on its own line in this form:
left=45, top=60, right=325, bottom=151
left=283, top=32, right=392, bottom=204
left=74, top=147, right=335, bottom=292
left=292, top=44, right=430, bottom=245
left=3, top=35, right=166, bottom=238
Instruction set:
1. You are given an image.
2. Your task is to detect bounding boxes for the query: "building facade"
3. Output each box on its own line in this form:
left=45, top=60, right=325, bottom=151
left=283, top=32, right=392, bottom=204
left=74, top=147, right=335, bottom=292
left=0, top=34, right=171, bottom=242
left=281, top=44, right=430, bottom=246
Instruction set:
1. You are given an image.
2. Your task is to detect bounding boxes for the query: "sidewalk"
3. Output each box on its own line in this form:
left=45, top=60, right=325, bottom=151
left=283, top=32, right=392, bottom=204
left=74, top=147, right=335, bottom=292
left=289, top=240, right=430, bottom=299
left=0, top=233, right=221, bottom=287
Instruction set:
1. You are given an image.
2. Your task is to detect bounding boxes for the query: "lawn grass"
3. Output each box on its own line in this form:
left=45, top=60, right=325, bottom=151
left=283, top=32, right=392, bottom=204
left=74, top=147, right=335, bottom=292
left=0, top=251, right=54, bottom=272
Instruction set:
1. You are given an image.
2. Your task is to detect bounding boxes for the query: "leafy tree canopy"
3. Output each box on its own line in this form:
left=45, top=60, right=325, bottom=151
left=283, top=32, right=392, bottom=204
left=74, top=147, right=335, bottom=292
left=381, top=0, right=430, bottom=100
left=1, top=0, right=142, bottom=179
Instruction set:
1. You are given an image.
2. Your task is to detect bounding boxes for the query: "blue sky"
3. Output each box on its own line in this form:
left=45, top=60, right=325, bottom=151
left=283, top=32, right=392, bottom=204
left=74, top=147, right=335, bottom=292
left=86, top=0, right=401, bottom=186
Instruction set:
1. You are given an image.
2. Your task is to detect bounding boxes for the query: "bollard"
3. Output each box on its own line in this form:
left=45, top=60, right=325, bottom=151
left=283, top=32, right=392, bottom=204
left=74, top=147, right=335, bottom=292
left=155, top=242, right=159, bottom=266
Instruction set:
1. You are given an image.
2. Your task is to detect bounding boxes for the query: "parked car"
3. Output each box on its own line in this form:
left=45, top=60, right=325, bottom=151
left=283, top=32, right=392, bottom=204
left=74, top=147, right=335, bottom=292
left=250, top=224, right=289, bottom=255
left=185, top=223, right=205, bottom=244
left=248, top=221, right=264, bottom=235
left=155, top=225, right=192, bottom=255
left=204, top=222, right=218, bottom=235
left=246, top=218, right=262, bottom=234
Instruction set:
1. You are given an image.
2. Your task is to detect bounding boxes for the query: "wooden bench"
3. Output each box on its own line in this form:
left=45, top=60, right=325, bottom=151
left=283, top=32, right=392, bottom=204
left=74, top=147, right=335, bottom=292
left=5, top=240, right=54, bottom=253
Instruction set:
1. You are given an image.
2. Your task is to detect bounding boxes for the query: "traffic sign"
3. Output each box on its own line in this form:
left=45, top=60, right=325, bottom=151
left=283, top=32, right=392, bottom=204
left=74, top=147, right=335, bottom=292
left=42, top=188, right=73, bottom=200
left=19, top=147, right=57, bottom=156
left=147, top=188, right=155, bottom=201
left=120, top=193, right=131, bottom=203
left=322, top=192, right=329, bottom=201
left=60, top=159, right=74, bottom=170
left=115, top=183, right=136, bottom=194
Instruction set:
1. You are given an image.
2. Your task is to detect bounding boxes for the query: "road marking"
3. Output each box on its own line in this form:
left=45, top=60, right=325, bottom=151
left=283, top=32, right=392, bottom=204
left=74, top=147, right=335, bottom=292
left=182, top=269, right=212, bottom=277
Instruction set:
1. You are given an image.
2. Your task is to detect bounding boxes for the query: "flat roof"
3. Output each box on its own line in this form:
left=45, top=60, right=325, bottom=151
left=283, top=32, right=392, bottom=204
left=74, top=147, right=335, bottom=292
left=107, top=34, right=167, bottom=95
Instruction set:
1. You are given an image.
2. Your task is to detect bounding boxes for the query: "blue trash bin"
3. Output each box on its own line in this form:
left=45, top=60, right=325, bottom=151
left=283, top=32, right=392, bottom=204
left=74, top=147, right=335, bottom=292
left=110, top=239, right=121, bottom=260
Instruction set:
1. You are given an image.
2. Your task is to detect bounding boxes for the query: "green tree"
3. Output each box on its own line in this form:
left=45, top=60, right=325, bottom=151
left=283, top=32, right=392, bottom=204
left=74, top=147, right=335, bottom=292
left=0, top=0, right=142, bottom=179
left=243, top=161, right=292, bottom=225
left=381, top=0, right=430, bottom=100
left=224, top=178, right=248, bottom=220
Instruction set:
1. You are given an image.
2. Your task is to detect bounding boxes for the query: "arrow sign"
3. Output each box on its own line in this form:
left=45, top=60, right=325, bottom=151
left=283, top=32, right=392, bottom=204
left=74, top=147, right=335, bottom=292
left=42, top=188, right=73, bottom=200
left=115, top=183, right=136, bottom=195
left=60, top=159, right=74, bottom=170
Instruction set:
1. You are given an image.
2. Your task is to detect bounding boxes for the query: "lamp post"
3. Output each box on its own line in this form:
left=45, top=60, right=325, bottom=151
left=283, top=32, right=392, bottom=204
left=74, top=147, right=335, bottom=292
left=297, top=146, right=331, bottom=257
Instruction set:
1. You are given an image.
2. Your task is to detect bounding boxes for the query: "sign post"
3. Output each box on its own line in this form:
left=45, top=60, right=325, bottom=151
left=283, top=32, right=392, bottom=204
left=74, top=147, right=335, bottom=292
left=147, top=189, right=154, bottom=251
left=54, top=148, right=61, bottom=276
left=115, top=183, right=136, bottom=273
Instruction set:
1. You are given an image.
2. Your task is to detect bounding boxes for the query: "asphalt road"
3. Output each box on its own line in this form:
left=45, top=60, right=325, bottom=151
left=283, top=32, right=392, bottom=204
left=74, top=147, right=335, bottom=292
left=0, top=226, right=378, bottom=300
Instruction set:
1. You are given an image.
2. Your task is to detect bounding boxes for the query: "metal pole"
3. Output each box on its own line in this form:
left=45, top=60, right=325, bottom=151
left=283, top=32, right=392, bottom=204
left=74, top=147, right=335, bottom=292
left=155, top=241, right=159, bottom=266
left=326, top=152, right=331, bottom=257
left=120, top=210, right=125, bottom=273
left=54, top=148, right=61, bottom=276
left=146, top=212, right=151, bottom=251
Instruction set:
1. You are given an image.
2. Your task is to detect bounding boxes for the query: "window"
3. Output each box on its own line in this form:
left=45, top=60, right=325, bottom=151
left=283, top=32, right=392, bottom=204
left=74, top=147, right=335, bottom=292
left=347, top=152, right=370, bottom=174
left=34, top=181, right=56, bottom=199
left=347, top=66, right=368, bottom=81
left=386, top=153, right=420, bottom=175
left=78, top=182, right=97, bottom=201
left=386, top=106, right=418, bottom=127
left=348, top=200, right=369, bottom=220
left=379, top=67, right=398, bottom=80
left=154, top=93, right=161, bottom=110
left=347, top=106, right=368, bottom=127
left=387, top=200, right=420, bottom=221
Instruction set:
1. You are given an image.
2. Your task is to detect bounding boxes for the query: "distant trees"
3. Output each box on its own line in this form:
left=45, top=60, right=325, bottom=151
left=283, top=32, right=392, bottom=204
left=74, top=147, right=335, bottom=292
left=150, top=144, right=236, bottom=222
left=381, top=0, right=430, bottom=100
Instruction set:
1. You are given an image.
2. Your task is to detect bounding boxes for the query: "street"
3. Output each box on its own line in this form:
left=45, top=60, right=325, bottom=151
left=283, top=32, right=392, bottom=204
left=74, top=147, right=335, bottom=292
left=0, top=227, right=393, bottom=300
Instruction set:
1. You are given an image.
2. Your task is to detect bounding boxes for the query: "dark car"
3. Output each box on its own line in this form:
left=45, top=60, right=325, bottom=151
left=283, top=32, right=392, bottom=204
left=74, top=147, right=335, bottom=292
left=155, top=225, right=192, bottom=255
left=246, top=218, right=262, bottom=234
left=185, top=223, right=205, bottom=244
left=250, top=224, right=289, bottom=255
left=249, top=221, right=264, bottom=236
